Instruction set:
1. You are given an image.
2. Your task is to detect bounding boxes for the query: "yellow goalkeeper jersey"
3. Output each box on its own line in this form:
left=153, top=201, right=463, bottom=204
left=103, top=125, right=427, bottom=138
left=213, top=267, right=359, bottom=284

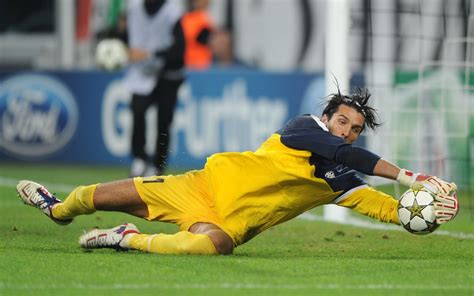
left=205, top=116, right=398, bottom=245
left=137, top=115, right=399, bottom=246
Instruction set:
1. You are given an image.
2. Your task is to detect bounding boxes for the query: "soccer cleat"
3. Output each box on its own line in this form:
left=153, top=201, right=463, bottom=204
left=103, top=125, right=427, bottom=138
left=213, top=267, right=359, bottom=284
left=16, top=180, right=72, bottom=225
left=79, top=223, right=140, bottom=251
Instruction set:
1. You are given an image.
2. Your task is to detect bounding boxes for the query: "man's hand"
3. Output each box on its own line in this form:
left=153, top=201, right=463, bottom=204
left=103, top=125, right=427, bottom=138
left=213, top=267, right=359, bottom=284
left=417, top=176, right=457, bottom=195
left=397, top=169, right=457, bottom=194
left=416, top=176, right=459, bottom=224
left=434, top=192, right=459, bottom=224
left=399, top=170, right=459, bottom=224
left=128, top=48, right=150, bottom=62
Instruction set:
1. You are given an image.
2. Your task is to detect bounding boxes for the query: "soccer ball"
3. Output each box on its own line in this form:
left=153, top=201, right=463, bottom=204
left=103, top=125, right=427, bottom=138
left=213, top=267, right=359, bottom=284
left=397, top=185, right=439, bottom=235
left=95, top=38, right=128, bottom=71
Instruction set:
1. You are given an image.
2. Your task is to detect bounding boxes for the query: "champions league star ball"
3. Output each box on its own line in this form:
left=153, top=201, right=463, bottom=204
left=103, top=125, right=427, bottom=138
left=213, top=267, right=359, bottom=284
left=397, top=186, right=440, bottom=235
left=95, top=38, right=128, bottom=71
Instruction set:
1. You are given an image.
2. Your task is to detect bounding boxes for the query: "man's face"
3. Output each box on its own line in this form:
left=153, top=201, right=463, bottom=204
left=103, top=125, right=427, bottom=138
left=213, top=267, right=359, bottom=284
left=321, top=104, right=365, bottom=144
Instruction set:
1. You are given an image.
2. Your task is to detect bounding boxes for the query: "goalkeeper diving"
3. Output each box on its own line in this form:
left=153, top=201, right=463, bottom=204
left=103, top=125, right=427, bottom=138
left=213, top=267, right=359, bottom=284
left=16, top=88, right=459, bottom=255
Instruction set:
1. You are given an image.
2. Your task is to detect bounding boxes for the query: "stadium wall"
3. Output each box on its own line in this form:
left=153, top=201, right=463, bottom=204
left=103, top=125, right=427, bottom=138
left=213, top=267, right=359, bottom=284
left=0, top=69, right=364, bottom=169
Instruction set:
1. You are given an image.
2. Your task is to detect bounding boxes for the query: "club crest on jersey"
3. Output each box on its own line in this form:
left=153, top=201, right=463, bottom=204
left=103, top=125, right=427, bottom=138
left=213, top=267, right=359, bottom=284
left=325, top=171, right=336, bottom=179
left=0, top=74, right=78, bottom=159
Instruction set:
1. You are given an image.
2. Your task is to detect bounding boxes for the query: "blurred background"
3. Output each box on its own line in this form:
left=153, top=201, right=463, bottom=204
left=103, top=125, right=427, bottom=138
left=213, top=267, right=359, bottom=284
left=0, top=0, right=472, bottom=213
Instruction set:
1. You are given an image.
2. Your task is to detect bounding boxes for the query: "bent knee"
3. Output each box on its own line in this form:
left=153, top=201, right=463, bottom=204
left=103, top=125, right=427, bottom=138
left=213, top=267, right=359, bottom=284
left=189, top=222, right=235, bottom=255
left=207, top=230, right=234, bottom=255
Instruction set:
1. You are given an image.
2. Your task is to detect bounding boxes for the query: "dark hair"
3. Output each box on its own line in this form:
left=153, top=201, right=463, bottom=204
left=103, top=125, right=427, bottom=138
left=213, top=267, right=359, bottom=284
left=322, top=87, right=381, bottom=131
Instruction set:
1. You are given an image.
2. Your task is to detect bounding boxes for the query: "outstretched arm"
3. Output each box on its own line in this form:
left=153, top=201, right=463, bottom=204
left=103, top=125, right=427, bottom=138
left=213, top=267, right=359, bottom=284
left=373, top=158, right=434, bottom=186
left=278, top=115, right=458, bottom=223
left=372, top=158, right=400, bottom=180
left=336, top=186, right=400, bottom=225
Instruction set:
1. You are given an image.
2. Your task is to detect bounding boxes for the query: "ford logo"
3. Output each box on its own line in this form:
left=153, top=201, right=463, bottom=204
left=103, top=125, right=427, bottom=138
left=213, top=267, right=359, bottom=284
left=0, top=74, right=78, bottom=158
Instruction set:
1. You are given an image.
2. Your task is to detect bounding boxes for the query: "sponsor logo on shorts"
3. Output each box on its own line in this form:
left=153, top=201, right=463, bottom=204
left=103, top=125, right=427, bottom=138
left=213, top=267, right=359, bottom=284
left=0, top=74, right=78, bottom=158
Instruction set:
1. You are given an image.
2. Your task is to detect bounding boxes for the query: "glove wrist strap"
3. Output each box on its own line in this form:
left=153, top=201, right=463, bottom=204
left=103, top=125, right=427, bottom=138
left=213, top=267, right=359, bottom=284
left=397, top=169, right=416, bottom=186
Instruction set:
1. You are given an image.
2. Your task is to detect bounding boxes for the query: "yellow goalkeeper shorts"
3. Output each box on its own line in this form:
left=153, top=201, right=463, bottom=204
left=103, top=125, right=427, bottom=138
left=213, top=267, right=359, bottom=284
left=133, top=170, right=222, bottom=232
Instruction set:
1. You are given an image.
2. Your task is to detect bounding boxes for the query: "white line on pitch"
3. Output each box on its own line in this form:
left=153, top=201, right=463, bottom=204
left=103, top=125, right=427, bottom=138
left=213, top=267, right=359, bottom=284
left=0, top=176, right=76, bottom=193
left=0, top=282, right=472, bottom=290
left=298, top=212, right=474, bottom=239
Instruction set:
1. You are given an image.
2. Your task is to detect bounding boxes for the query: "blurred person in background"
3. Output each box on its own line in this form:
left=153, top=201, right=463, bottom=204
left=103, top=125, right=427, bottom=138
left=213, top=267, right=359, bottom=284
left=181, top=0, right=215, bottom=69
left=209, top=29, right=251, bottom=69
left=96, top=13, right=128, bottom=44
left=125, top=0, right=185, bottom=177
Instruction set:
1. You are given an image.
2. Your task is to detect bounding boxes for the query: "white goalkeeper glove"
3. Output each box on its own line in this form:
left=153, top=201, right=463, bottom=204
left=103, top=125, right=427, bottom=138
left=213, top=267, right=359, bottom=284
left=396, top=169, right=457, bottom=195
left=398, top=170, right=459, bottom=224
left=433, top=192, right=459, bottom=224
left=416, top=176, right=459, bottom=224
left=416, top=175, right=457, bottom=195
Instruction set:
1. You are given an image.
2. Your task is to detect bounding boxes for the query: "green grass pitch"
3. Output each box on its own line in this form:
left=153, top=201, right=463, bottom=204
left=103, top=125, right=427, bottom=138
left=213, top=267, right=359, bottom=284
left=0, top=163, right=473, bottom=296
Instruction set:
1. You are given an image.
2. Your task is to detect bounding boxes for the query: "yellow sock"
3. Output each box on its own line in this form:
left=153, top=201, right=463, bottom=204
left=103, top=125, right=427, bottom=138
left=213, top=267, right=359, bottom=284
left=129, top=232, right=218, bottom=255
left=52, top=184, right=98, bottom=220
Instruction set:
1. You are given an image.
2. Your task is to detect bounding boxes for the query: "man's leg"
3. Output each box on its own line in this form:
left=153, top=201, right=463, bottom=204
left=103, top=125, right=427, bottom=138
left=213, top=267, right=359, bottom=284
left=20, top=173, right=234, bottom=255
left=189, top=222, right=235, bottom=255
left=126, top=222, right=234, bottom=255
left=63, top=179, right=234, bottom=255
left=80, top=222, right=234, bottom=255
left=53, top=179, right=149, bottom=221
left=50, top=184, right=98, bottom=220
left=17, top=179, right=149, bottom=223
left=92, top=179, right=149, bottom=217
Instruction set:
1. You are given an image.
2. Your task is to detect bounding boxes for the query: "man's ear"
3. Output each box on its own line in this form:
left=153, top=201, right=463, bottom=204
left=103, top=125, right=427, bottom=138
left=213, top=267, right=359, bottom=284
left=321, top=114, right=328, bottom=124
